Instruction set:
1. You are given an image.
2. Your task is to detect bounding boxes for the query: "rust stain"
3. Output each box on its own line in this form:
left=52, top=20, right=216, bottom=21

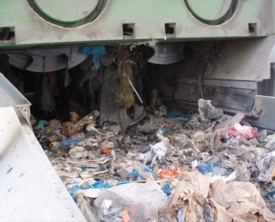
left=83, top=11, right=90, bottom=15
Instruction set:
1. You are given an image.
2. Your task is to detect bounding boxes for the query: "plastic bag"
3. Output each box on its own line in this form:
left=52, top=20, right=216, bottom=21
left=264, top=133, right=275, bottom=150
left=35, top=73, right=56, bottom=113
left=122, top=209, right=130, bottom=222
left=69, top=180, right=109, bottom=196
left=234, top=123, right=258, bottom=139
left=203, top=204, right=214, bottom=222
left=82, top=46, right=106, bottom=70
left=198, top=99, right=223, bottom=122
left=157, top=167, right=186, bottom=179
left=137, top=116, right=163, bottom=133
left=96, top=195, right=123, bottom=222
left=94, top=179, right=167, bottom=222
left=150, top=134, right=171, bottom=166
left=257, top=151, right=275, bottom=182
left=73, top=192, right=99, bottom=222
left=162, top=183, right=172, bottom=196
left=198, top=162, right=227, bottom=176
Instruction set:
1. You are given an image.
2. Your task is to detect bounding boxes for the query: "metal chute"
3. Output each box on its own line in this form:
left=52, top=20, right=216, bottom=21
left=8, top=47, right=87, bottom=72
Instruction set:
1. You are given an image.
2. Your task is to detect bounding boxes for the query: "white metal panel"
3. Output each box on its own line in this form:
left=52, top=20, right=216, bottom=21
left=0, top=107, right=86, bottom=222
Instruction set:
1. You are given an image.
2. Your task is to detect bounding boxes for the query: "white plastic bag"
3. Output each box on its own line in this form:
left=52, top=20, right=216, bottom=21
left=94, top=179, right=167, bottom=222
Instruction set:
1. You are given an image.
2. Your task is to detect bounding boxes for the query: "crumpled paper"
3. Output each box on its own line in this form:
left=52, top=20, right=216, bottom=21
left=165, top=171, right=275, bottom=222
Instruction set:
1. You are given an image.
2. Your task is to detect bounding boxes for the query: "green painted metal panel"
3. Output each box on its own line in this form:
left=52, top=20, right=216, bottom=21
left=34, top=0, right=98, bottom=23
left=185, top=0, right=233, bottom=24
left=0, top=0, right=273, bottom=49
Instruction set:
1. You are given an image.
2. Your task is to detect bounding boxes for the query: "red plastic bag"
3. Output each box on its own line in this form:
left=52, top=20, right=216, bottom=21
left=157, top=167, right=186, bottom=179
left=216, top=124, right=258, bottom=140
left=234, top=123, right=258, bottom=139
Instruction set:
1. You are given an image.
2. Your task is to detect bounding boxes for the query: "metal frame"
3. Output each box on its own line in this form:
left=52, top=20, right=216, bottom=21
left=0, top=0, right=274, bottom=49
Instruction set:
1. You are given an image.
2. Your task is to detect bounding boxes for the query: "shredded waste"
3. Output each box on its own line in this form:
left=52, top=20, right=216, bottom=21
left=33, top=96, right=275, bottom=221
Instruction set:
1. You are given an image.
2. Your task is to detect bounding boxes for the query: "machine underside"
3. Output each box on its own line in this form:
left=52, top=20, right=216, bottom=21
left=0, top=0, right=275, bottom=130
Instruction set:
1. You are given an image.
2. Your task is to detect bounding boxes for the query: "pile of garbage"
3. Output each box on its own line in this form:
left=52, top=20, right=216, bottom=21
left=33, top=98, right=275, bottom=222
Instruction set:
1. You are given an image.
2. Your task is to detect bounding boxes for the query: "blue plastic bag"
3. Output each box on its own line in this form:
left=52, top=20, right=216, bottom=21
left=129, top=171, right=139, bottom=178
left=198, top=162, right=227, bottom=176
left=198, top=162, right=213, bottom=175
left=162, top=183, right=171, bottom=196
left=267, top=190, right=275, bottom=197
left=117, top=180, right=131, bottom=186
left=68, top=180, right=109, bottom=196
left=141, top=164, right=154, bottom=173
left=166, top=110, right=191, bottom=119
left=82, top=46, right=106, bottom=70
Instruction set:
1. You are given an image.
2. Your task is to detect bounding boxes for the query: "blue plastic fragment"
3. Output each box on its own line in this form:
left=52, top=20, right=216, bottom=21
left=69, top=185, right=80, bottom=196
left=198, top=162, right=213, bottom=175
left=87, top=180, right=109, bottom=189
left=165, top=110, right=191, bottom=119
left=171, top=76, right=178, bottom=91
left=162, top=128, right=173, bottom=137
left=159, top=105, right=168, bottom=116
left=34, top=120, right=49, bottom=131
left=82, top=165, right=87, bottom=171
left=129, top=171, right=139, bottom=178
left=68, top=180, right=109, bottom=196
left=267, top=190, right=275, bottom=197
left=198, top=162, right=227, bottom=176
left=117, top=180, right=131, bottom=186
left=82, top=46, right=106, bottom=70
left=60, top=138, right=86, bottom=147
left=212, top=166, right=227, bottom=176
left=42, top=145, right=51, bottom=151
left=141, top=164, right=154, bottom=173
left=162, top=183, right=171, bottom=196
